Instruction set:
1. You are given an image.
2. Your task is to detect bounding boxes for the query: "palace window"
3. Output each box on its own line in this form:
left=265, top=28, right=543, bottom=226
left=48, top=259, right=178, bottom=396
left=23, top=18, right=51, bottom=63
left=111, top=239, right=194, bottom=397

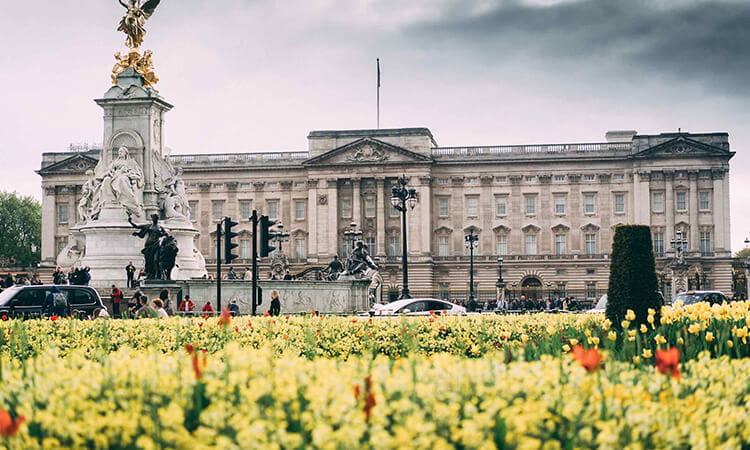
left=466, top=177, right=478, bottom=185
left=586, top=282, right=597, bottom=300
left=583, top=174, right=595, bottom=181
left=496, top=235, right=508, bottom=255
left=495, top=176, right=507, bottom=183
left=364, top=237, right=376, bottom=256
left=555, top=234, right=567, bottom=255
left=266, top=200, right=279, bottom=220
left=525, top=176, right=536, bottom=182
left=652, top=192, right=665, bottom=213
left=699, top=191, right=711, bottom=211
left=466, top=197, right=479, bottom=217
left=364, top=197, right=376, bottom=218
left=525, top=196, right=537, bottom=215
left=554, top=175, right=565, bottom=182
left=675, top=191, right=687, bottom=212
left=267, top=182, right=279, bottom=190
left=495, top=196, right=507, bottom=216
left=188, top=201, right=197, bottom=222
left=554, top=196, right=566, bottom=215
left=57, top=205, right=69, bottom=224
left=525, top=234, right=537, bottom=255
left=212, top=201, right=224, bottom=220
left=294, top=238, right=306, bottom=259
left=437, top=178, right=450, bottom=185
left=438, top=198, right=450, bottom=217
left=583, top=194, right=596, bottom=214
left=700, top=232, right=712, bottom=255
left=614, top=193, right=625, bottom=214
left=584, top=233, right=597, bottom=255
left=294, top=201, right=306, bottom=220
left=388, top=236, right=400, bottom=256
left=438, top=236, right=450, bottom=257
left=340, top=198, right=352, bottom=218
left=239, top=201, right=252, bottom=220
left=614, top=174, right=625, bottom=180
left=653, top=232, right=664, bottom=257
left=240, top=239, right=251, bottom=259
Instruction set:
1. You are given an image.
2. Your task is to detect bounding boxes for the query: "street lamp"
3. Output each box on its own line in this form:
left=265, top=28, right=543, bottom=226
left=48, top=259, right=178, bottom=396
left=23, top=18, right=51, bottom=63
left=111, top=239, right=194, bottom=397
left=465, top=226, right=479, bottom=304
left=496, top=258, right=505, bottom=310
left=391, top=175, right=417, bottom=299
left=272, top=223, right=290, bottom=252
left=511, top=282, right=518, bottom=300
left=546, top=282, right=552, bottom=302
left=343, top=222, right=363, bottom=257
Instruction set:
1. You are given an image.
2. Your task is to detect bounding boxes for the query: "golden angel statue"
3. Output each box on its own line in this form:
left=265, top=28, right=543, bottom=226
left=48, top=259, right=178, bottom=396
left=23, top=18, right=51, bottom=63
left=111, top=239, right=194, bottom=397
left=117, top=0, right=161, bottom=49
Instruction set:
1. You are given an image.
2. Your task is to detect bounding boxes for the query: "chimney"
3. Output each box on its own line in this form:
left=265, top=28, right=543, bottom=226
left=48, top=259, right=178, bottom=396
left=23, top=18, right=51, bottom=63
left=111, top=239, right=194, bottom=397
left=605, top=130, right=637, bottom=143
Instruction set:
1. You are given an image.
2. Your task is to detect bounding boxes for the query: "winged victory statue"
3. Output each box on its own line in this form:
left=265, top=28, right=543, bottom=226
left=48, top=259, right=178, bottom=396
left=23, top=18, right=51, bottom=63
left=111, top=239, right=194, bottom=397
left=117, top=0, right=161, bottom=50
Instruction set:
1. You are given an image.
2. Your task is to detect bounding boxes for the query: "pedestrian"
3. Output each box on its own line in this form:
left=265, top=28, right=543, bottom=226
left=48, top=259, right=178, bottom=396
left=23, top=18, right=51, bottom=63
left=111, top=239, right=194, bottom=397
left=159, top=289, right=173, bottom=315
left=30, top=274, right=42, bottom=285
left=226, top=267, right=237, bottom=280
left=135, top=297, right=158, bottom=319
left=135, top=269, right=146, bottom=288
left=127, top=292, right=142, bottom=317
left=125, top=261, right=136, bottom=289
left=202, top=301, right=215, bottom=315
left=283, top=270, right=292, bottom=280
left=269, top=290, right=281, bottom=316
left=92, top=307, right=110, bottom=319
left=178, top=295, right=196, bottom=313
left=43, top=286, right=70, bottom=317
left=243, top=267, right=253, bottom=280
left=111, top=285, right=124, bottom=318
left=153, top=299, right=169, bottom=319
left=228, top=299, right=240, bottom=316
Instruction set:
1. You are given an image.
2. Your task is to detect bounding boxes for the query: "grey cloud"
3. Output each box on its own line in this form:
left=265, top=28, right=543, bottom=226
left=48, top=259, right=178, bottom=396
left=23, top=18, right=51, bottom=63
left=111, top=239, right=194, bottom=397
left=406, top=0, right=750, bottom=94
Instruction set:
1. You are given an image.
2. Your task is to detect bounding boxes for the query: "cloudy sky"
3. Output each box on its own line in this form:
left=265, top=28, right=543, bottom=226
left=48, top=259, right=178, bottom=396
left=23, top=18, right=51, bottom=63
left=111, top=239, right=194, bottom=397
left=2, top=0, right=749, bottom=250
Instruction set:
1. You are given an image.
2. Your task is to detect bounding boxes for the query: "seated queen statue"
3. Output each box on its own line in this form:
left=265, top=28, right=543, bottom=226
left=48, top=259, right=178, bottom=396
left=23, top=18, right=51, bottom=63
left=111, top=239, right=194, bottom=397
left=99, top=146, right=144, bottom=217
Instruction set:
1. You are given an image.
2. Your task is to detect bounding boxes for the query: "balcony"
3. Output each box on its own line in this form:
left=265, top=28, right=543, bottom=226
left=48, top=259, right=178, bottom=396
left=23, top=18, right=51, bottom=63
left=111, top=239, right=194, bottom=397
left=431, top=142, right=631, bottom=159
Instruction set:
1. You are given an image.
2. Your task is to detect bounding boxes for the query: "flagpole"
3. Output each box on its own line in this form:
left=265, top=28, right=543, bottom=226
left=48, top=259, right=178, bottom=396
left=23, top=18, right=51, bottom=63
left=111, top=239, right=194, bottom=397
left=376, top=58, right=380, bottom=129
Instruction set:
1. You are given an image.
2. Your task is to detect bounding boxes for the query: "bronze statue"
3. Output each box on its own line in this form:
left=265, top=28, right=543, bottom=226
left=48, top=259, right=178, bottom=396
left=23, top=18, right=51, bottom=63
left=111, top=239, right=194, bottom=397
left=128, top=213, right=166, bottom=279
left=117, top=0, right=161, bottom=50
left=156, top=235, right=179, bottom=280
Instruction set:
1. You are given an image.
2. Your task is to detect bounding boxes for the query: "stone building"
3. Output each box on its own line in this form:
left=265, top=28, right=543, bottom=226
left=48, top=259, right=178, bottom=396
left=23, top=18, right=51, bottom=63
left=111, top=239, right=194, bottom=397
left=38, top=127, right=734, bottom=302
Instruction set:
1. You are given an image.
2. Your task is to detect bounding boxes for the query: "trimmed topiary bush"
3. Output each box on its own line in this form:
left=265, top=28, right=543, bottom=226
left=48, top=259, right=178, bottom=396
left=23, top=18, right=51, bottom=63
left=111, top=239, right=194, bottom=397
left=606, top=225, right=662, bottom=327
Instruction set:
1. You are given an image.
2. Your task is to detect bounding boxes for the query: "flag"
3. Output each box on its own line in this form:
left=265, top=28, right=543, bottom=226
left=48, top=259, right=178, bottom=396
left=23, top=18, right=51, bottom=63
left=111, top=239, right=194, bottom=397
left=377, top=58, right=381, bottom=88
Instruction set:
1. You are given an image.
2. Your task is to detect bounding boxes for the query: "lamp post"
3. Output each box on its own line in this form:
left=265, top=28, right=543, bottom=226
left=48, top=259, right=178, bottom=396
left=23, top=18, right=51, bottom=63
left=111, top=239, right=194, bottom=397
left=272, top=223, right=290, bottom=252
left=343, top=222, right=363, bottom=256
left=546, top=282, right=552, bottom=302
left=391, top=175, right=417, bottom=299
left=511, top=282, right=518, bottom=301
left=465, top=226, right=479, bottom=304
left=496, top=258, right=505, bottom=310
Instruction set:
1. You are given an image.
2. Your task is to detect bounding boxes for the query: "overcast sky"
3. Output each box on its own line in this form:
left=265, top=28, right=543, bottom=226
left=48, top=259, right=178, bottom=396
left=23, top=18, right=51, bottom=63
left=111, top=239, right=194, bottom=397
left=2, top=0, right=749, bottom=250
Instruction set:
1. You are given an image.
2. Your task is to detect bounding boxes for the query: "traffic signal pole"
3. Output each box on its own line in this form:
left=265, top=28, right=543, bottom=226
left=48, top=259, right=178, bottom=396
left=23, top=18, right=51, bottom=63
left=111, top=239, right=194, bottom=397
left=251, top=210, right=258, bottom=316
left=215, top=221, right=222, bottom=312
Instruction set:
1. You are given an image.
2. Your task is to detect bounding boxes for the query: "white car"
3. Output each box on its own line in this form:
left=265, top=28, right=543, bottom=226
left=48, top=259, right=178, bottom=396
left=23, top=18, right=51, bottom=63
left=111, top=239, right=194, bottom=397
left=588, top=294, right=607, bottom=313
left=367, top=298, right=466, bottom=317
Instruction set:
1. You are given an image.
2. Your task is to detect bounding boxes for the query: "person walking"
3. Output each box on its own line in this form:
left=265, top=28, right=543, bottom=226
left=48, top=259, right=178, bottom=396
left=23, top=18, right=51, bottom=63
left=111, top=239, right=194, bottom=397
left=226, top=267, right=237, bottom=280
left=111, top=285, right=124, bottom=318
left=125, top=261, right=136, bottom=289
left=43, top=286, right=70, bottom=317
left=269, top=290, right=281, bottom=316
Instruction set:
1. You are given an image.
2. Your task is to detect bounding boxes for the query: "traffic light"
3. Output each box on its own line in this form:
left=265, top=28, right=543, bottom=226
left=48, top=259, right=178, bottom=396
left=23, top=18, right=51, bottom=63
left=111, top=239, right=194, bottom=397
left=259, top=215, right=276, bottom=257
left=223, top=216, right=239, bottom=264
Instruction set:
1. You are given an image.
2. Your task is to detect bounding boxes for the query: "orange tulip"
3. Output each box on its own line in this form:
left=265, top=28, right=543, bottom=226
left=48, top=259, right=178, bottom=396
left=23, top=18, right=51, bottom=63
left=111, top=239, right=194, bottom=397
left=655, top=347, right=681, bottom=379
left=571, top=345, right=603, bottom=373
left=0, top=409, right=25, bottom=437
left=218, top=307, right=231, bottom=327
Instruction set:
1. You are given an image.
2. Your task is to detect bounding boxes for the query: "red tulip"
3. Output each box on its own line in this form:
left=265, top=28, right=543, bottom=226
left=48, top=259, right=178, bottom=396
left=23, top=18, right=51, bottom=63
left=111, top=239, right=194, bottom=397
left=571, top=345, right=603, bottom=373
left=655, top=347, right=681, bottom=380
left=0, top=409, right=25, bottom=437
left=218, top=307, right=231, bottom=327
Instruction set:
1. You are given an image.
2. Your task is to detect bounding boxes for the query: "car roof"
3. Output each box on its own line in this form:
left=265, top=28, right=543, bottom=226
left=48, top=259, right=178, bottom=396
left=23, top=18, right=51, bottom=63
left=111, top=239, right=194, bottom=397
left=677, top=291, right=724, bottom=295
left=379, top=298, right=453, bottom=309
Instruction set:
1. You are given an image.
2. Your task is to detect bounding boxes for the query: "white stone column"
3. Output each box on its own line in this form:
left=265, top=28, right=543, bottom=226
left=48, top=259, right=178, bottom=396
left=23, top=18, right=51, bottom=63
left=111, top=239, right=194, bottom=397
left=418, top=176, right=432, bottom=257
left=664, top=172, right=674, bottom=248
left=375, top=178, right=386, bottom=257
left=352, top=178, right=361, bottom=227
left=633, top=171, right=650, bottom=224
left=327, top=178, right=339, bottom=257
left=723, top=172, right=731, bottom=254
left=712, top=169, right=727, bottom=252
left=688, top=171, right=699, bottom=252
left=307, top=179, right=319, bottom=260
left=41, top=186, right=57, bottom=263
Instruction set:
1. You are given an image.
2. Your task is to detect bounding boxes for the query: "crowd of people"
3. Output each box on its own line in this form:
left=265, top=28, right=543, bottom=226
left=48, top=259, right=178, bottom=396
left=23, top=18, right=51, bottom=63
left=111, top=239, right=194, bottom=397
left=1, top=273, right=43, bottom=289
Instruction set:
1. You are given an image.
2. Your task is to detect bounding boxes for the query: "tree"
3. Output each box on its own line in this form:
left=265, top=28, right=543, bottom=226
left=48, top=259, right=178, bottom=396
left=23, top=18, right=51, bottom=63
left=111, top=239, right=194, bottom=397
left=0, top=191, right=41, bottom=267
left=606, top=225, right=662, bottom=327
left=734, top=247, right=750, bottom=259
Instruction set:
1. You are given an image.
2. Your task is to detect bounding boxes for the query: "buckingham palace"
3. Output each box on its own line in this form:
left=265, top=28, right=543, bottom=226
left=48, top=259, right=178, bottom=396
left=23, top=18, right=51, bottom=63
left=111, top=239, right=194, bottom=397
left=38, top=127, right=734, bottom=302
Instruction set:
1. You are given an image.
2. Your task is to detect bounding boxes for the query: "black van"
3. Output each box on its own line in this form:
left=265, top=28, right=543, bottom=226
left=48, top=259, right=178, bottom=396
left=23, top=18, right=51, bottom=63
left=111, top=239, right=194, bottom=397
left=0, top=285, right=106, bottom=318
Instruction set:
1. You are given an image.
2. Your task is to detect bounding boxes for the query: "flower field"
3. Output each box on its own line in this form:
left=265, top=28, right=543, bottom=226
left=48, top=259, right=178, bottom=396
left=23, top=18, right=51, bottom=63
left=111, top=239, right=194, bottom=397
left=0, top=301, right=748, bottom=448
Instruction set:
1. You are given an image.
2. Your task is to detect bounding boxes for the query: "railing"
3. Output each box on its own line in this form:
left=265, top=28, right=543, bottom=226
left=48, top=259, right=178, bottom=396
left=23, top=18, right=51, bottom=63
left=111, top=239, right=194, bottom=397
left=432, top=142, right=631, bottom=157
left=66, top=142, right=102, bottom=152
left=431, top=254, right=609, bottom=262
left=169, top=151, right=309, bottom=165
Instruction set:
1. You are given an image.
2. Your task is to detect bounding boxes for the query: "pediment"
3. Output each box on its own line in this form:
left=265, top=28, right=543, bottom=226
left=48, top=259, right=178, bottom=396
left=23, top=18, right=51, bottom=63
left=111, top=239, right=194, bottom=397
left=521, top=224, right=540, bottom=233
left=551, top=223, right=570, bottom=233
left=493, top=224, right=511, bottom=234
left=37, top=154, right=99, bottom=175
left=434, top=226, right=453, bottom=234
left=634, top=136, right=731, bottom=159
left=303, top=137, right=432, bottom=166
left=581, top=223, right=600, bottom=232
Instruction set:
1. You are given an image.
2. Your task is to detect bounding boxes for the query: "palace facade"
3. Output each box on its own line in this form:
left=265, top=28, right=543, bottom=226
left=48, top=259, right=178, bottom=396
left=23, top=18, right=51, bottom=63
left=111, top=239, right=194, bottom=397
left=38, top=127, right=734, bottom=302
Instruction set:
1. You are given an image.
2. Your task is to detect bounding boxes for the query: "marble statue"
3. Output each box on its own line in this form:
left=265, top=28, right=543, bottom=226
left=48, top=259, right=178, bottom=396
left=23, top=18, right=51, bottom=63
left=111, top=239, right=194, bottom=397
left=154, top=154, right=190, bottom=220
left=343, top=241, right=378, bottom=278
left=117, top=0, right=161, bottom=50
left=128, top=213, right=166, bottom=279
left=56, top=234, right=84, bottom=268
left=270, top=251, right=289, bottom=280
left=77, top=169, right=100, bottom=223
left=100, top=147, right=144, bottom=217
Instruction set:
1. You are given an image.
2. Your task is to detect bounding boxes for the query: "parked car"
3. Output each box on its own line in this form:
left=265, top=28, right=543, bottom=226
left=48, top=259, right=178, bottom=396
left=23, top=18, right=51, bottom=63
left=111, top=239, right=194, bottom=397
left=366, top=298, right=466, bottom=317
left=0, top=285, right=106, bottom=318
left=674, top=290, right=729, bottom=306
left=587, top=291, right=666, bottom=313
